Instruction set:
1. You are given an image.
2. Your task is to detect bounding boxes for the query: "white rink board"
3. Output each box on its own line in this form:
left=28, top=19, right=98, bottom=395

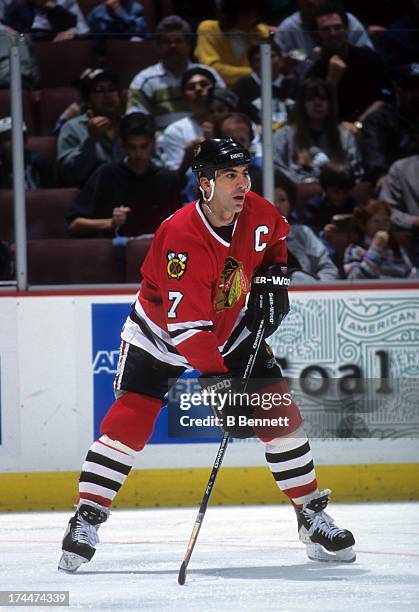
left=0, top=287, right=418, bottom=474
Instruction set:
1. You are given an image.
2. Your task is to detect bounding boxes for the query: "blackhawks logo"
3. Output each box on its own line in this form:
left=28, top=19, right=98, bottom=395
left=167, top=250, right=188, bottom=280
left=214, top=256, right=250, bottom=312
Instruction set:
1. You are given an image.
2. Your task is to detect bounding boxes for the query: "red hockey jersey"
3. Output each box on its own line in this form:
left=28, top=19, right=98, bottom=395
left=121, top=191, right=289, bottom=374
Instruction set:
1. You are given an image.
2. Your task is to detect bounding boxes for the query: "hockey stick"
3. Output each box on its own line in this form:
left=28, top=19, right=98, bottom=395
left=178, top=318, right=265, bottom=585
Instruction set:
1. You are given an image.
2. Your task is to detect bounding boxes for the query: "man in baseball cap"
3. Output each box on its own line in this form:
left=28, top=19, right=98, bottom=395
left=58, top=68, right=123, bottom=187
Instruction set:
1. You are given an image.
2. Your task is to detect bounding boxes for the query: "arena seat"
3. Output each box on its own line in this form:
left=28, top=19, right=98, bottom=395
left=26, top=136, right=57, bottom=164
left=26, top=189, right=79, bottom=239
left=38, top=87, right=80, bottom=135
left=105, top=40, right=159, bottom=88
left=28, top=238, right=124, bottom=284
left=0, top=89, right=35, bottom=135
left=33, top=40, right=96, bottom=88
left=0, top=188, right=78, bottom=241
left=125, top=235, right=153, bottom=282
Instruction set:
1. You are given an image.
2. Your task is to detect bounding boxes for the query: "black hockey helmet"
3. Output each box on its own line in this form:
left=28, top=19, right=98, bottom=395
left=192, top=137, right=251, bottom=180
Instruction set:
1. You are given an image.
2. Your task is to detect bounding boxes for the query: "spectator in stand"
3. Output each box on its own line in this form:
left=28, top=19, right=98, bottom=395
left=67, top=112, right=181, bottom=237
left=127, top=15, right=224, bottom=131
left=173, top=84, right=244, bottom=202
left=208, top=86, right=263, bottom=158
left=181, top=111, right=264, bottom=202
left=274, top=0, right=373, bottom=77
left=0, top=23, right=40, bottom=90
left=232, top=42, right=297, bottom=128
left=379, top=0, right=419, bottom=67
left=207, top=86, right=239, bottom=130
left=362, top=63, right=419, bottom=189
left=379, top=119, right=419, bottom=234
left=273, top=78, right=362, bottom=184
left=58, top=68, right=124, bottom=187
left=273, top=183, right=339, bottom=281
left=5, top=0, right=89, bottom=40
left=306, top=2, right=393, bottom=129
left=194, top=0, right=270, bottom=87
left=304, top=160, right=356, bottom=235
left=344, top=199, right=418, bottom=279
left=157, top=67, right=216, bottom=173
left=87, top=0, right=147, bottom=56
left=220, top=112, right=263, bottom=194
left=0, top=116, right=55, bottom=188
left=87, top=0, right=147, bottom=39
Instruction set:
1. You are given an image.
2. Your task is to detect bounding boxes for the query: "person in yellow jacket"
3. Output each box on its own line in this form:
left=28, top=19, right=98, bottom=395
left=195, top=0, right=271, bottom=87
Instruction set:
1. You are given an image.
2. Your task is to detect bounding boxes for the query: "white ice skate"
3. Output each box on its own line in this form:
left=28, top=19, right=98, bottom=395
left=58, top=502, right=109, bottom=573
left=295, top=489, right=356, bottom=563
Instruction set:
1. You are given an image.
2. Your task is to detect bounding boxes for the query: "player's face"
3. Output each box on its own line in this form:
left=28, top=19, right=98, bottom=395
left=203, top=165, right=251, bottom=224
left=124, top=135, right=154, bottom=174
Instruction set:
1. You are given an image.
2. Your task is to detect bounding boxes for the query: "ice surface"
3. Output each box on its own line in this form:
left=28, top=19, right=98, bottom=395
left=1, top=503, right=418, bottom=611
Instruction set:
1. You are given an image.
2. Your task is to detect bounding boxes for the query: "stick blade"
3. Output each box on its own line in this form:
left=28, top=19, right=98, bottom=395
left=178, top=561, right=187, bottom=585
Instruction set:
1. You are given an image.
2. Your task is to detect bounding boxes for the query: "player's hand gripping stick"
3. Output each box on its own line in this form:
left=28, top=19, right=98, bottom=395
left=246, top=264, right=290, bottom=338
left=177, top=318, right=265, bottom=585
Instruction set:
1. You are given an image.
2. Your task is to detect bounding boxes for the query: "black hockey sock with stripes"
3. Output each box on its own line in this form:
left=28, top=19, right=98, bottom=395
left=265, top=430, right=318, bottom=507
left=78, top=435, right=137, bottom=507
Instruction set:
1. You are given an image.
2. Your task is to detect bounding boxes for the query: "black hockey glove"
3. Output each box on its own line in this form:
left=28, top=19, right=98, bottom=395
left=199, top=375, right=256, bottom=439
left=246, top=264, right=290, bottom=338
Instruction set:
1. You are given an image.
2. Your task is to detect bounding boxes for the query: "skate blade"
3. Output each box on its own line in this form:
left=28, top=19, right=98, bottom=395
left=306, top=542, right=356, bottom=563
left=58, top=551, right=88, bottom=573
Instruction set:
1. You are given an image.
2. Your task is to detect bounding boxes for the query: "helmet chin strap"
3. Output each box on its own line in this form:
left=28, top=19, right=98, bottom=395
left=200, top=175, right=216, bottom=214
left=245, top=175, right=252, bottom=193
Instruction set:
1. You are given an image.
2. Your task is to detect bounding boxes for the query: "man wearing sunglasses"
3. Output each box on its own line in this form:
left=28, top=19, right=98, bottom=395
left=58, top=68, right=124, bottom=187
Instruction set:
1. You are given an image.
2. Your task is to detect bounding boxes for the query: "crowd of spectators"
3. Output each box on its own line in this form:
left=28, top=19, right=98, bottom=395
left=1, top=0, right=419, bottom=283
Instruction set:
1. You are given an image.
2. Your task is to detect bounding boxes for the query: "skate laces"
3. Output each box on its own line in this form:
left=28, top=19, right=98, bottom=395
left=306, top=511, right=345, bottom=540
left=73, top=515, right=100, bottom=547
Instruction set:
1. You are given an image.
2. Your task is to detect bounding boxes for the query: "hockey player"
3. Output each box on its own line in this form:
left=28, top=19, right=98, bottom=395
left=58, top=137, right=355, bottom=572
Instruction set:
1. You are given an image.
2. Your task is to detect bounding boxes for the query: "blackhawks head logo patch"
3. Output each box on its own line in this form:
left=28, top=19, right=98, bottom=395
left=214, top=256, right=250, bottom=312
left=167, top=250, right=188, bottom=280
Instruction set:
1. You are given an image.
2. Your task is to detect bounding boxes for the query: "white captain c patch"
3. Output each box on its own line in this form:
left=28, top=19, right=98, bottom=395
left=254, top=225, right=269, bottom=252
